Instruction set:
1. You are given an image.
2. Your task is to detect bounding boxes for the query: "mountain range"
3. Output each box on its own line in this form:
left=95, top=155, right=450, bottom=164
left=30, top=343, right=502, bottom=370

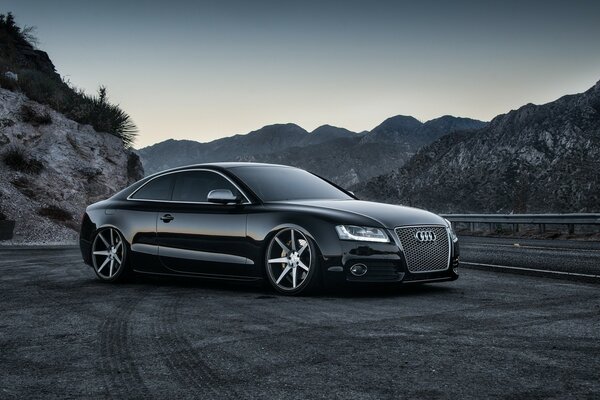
left=138, top=115, right=486, bottom=187
left=140, top=80, right=600, bottom=213
left=354, top=80, right=600, bottom=213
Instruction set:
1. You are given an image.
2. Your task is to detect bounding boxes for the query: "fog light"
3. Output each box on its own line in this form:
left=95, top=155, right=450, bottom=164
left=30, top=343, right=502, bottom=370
left=350, top=263, right=368, bottom=277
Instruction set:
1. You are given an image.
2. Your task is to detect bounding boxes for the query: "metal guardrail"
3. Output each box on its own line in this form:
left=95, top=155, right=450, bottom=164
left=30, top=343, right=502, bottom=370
left=441, top=214, right=600, bottom=234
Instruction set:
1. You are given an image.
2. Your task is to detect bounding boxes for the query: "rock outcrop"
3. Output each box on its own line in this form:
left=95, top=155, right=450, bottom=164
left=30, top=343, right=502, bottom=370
left=0, top=88, right=143, bottom=243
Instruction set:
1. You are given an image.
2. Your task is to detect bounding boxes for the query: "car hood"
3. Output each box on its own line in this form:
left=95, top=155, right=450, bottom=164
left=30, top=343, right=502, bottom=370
left=278, top=199, right=446, bottom=229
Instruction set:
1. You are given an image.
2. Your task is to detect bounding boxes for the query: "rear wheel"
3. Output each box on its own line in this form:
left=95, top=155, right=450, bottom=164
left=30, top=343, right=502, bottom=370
left=265, top=228, right=319, bottom=295
left=91, top=227, right=130, bottom=282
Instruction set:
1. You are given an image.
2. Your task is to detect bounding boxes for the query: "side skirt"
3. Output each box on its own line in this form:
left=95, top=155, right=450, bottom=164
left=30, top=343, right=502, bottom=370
left=132, top=269, right=263, bottom=282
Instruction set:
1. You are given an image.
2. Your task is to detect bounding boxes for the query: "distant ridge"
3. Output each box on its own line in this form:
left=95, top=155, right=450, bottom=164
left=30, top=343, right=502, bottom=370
left=138, top=116, right=486, bottom=186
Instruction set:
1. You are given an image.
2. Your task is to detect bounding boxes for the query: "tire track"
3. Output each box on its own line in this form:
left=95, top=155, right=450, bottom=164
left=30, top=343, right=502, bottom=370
left=99, top=288, right=154, bottom=400
left=151, top=291, right=237, bottom=399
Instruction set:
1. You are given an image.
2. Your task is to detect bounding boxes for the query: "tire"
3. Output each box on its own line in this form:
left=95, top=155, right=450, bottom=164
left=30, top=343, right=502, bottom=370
left=90, top=227, right=131, bottom=283
left=264, top=228, right=321, bottom=296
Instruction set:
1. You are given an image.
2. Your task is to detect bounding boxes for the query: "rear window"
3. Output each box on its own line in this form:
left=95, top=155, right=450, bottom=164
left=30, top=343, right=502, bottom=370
left=130, top=174, right=175, bottom=201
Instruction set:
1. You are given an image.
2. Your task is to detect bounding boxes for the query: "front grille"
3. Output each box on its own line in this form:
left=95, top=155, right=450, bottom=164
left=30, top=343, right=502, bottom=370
left=395, top=226, right=450, bottom=273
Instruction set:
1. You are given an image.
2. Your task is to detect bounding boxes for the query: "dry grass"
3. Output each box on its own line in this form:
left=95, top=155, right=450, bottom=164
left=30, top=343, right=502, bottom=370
left=38, top=205, right=72, bottom=222
left=19, top=104, right=52, bottom=126
left=2, top=145, right=44, bottom=174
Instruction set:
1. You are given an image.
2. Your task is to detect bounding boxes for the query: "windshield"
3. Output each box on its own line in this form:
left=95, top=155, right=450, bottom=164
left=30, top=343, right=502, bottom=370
left=229, top=166, right=352, bottom=202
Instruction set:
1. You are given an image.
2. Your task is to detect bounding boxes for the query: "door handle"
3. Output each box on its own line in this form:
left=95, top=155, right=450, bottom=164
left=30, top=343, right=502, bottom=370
left=160, top=214, right=174, bottom=223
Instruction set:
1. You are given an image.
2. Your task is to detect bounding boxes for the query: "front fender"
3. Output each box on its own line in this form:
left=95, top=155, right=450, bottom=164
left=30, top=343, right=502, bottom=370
left=247, top=209, right=344, bottom=262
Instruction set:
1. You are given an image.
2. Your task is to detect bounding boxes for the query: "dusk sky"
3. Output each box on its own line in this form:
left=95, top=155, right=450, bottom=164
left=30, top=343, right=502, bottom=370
left=4, top=0, right=600, bottom=148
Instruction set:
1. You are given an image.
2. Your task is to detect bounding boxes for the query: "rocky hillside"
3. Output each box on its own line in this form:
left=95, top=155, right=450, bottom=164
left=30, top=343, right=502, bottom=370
left=354, top=80, right=600, bottom=213
left=0, top=13, right=142, bottom=243
left=0, top=88, right=143, bottom=243
left=138, top=116, right=486, bottom=187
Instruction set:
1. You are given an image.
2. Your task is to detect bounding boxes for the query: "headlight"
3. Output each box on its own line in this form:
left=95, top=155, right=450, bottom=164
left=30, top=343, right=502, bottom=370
left=444, top=218, right=458, bottom=242
left=335, top=225, right=390, bottom=243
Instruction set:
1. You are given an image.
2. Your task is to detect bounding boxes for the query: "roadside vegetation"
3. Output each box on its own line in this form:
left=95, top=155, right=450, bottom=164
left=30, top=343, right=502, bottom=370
left=37, top=205, right=73, bottom=222
left=1, top=144, right=44, bottom=174
left=19, top=104, right=52, bottom=126
left=0, top=13, right=137, bottom=147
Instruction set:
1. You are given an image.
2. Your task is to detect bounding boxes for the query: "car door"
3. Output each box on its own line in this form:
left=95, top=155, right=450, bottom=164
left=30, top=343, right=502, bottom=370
left=125, top=172, right=177, bottom=274
left=156, top=169, right=253, bottom=277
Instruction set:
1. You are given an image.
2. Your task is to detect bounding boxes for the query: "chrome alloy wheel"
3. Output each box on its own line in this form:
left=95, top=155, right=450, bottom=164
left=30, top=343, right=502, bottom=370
left=266, top=228, right=313, bottom=292
left=91, top=228, right=125, bottom=280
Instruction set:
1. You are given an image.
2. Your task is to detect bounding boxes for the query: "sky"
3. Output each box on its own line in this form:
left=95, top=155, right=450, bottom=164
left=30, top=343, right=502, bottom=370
left=4, top=0, right=600, bottom=148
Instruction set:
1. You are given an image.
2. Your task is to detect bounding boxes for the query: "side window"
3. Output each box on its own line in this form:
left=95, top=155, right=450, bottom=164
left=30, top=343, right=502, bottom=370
left=130, top=174, right=175, bottom=201
left=172, top=171, right=241, bottom=203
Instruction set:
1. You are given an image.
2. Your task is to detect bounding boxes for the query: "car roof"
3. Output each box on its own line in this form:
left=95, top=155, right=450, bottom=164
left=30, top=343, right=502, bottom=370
left=160, top=162, right=296, bottom=172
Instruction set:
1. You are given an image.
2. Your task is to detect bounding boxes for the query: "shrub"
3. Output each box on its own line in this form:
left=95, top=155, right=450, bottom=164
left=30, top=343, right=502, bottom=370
left=17, top=73, right=137, bottom=147
left=38, top=205, right=72, bottom=222
left=17, top=69, right=68, bottom=109
left=71, top=86, right=137, bottom=147
left=0, top=211, right=6, bottom=220
left=0, top=13, right=138, bottom=147
left=2, top=144, right=44, bottom=174
left=19, top=104, right=52, bottom=126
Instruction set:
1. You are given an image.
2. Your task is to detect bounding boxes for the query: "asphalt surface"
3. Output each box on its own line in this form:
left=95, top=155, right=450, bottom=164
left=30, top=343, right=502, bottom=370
left=459, top=236, right=600, bottom=279
left=1, top=245, right=600, bottom=399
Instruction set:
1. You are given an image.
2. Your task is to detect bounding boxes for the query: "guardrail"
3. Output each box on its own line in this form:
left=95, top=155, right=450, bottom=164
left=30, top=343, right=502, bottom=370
left=441, top=214, right=600, bottom=234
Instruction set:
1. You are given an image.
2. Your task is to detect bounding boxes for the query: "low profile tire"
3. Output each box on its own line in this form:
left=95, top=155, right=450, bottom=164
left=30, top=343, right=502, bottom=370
left=265, top=228, right=320, bottom=296
left=90, top=227, right=130, bottom=282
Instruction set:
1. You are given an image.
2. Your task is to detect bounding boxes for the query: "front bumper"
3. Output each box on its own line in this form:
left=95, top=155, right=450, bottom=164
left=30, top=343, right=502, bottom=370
left=321, top=235, right=459, bottom=286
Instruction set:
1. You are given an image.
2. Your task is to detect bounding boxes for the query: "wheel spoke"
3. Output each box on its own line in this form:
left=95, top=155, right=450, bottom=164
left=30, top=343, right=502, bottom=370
left=113, top=254, right=122, bottom=265
left=109, top=259, right=114, bottom=277
left=298, top=243, right=308, bottom=256
left=98, top=232, right=109, bottom=248
left=276, top=266, right=291, bottom=284
left=274, top=237, right=290, bottom=253
left=97, top=257, right=110, bottom=273
left=115, top=240, right=122, bottom=251
left=268, top=257, right=288, bottom=264
left=268, top=228, right=314, bottom=291
left=93, top=250, right=110, bottom=256
left=110, top=229, right=115, bottom=246
left=298, top=261, right=309, bottom=272
left=292, top=267, right=297, bottom=288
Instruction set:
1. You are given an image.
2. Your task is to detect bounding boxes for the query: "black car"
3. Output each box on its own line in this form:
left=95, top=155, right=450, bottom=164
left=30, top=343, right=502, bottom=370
left=80, top=163, right=459, bottom=295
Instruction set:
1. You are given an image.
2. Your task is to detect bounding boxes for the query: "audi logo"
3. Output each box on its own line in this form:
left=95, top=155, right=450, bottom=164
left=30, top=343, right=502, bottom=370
left=415, top=230, right=437, bottom=242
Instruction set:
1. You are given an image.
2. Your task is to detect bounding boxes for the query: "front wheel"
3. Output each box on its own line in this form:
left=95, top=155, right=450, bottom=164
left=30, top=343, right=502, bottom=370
left=91, top=227, right=130, bottom=282
left=265, top=228, right=320, bottom=295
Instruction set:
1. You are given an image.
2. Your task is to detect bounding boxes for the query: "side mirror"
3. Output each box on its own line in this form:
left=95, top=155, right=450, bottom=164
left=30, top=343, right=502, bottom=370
left=207, top=189, right=241, bottom=204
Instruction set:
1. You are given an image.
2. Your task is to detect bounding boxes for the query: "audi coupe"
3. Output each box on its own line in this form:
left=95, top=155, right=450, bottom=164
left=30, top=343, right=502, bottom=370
left=80, top=163, right=459, bottom=295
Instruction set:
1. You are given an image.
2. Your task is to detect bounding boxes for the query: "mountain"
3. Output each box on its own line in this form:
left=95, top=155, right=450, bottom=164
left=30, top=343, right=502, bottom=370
left=304, top=124, right=362, bottom=144
left=354, top=80, right=600, bottom=213
left=139, top=123, right=306, bottom=174
left=138, top=116, right=486, bottom=186
left=360, top=115, right=423, bottom=144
